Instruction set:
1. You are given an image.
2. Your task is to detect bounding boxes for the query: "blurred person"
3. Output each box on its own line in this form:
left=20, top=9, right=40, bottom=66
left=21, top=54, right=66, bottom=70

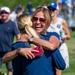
left=72, top=0, right=75, bottom=18
left=43, top=3, right=47, bottom=8
left=0, top=7, right=2, bottom=22
left=0, top=6, right=20, bottom=75
left=57, top=0, right=63, bottom=18
left=57, top=0, right=69, bottom=20
left=47, top=2, right=70, bottom=75
left=27, top=1, right=33, bottom=16
left=9, top=5, right=25, bottom=25
left=31, top=8, right=36, bottom=14
left=17, top=5, right=25, bottom=17
left=2, top=7, right=66, bottom=75
left=9, top=11, right=17, bottom=22
left=57, top=0, right=68, bottom=19
left=0, top=13, right=2, bottom=22
left=66, top=0, right=73, bottom=28
left=27, top=1, right=32, bottom=12
left=72, top=0, right=75, bottom=14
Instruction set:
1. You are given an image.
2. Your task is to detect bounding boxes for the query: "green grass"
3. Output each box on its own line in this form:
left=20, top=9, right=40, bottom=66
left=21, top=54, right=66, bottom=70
left=0, top=0, right=56, bottom=10
left=2, top=64, right=7, bottom=74
left=1, top=31, right=75, bottom=75
left=1, top=1, right=75, bottom=74
left=62, top=31, right=75, bottom=75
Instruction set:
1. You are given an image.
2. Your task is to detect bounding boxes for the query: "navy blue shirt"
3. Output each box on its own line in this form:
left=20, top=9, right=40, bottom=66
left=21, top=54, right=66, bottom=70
left=12, top=32, right=66, bottom=75
left=0, top=20, right=19, bottom=52
left=12, top=42, right=30, bottom=75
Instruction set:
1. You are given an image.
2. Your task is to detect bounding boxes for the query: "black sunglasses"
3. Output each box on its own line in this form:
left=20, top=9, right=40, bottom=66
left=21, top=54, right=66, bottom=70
left=32, top=17, right=45, bottom=23
left=1, top=11, right=9, bottom=14
left=48, top=6, right=56, bottom=11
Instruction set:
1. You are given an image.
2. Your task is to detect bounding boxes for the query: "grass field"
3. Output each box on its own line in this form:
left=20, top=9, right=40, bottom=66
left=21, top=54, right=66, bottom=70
left=1, top=31, right=75, bottom=75
left=0, top=0, right=56, bottom=10
left=62, top=31, right=75, bottom=75
left=1, top=0, right=74, bottom=75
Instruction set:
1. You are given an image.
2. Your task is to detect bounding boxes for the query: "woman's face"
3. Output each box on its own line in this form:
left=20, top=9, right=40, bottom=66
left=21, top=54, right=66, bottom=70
left=32, top=11, right=46, bottom=34
left=49, top=10, right=56, bottom=17
left=48, top=7, right=57, bottom=17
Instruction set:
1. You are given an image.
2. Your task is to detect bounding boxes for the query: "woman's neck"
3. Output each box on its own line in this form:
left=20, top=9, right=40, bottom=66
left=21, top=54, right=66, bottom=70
left=51, top=16, right=58, bottom=24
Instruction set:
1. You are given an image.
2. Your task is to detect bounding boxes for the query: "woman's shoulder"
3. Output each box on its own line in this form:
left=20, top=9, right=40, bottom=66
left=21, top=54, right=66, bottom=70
left=11, top=41, right=30, bottom=50
left=46, top=32, right=59, bottom=39
left=58, top=18, right=63, bottom=21
left=46, top=31, right=59, bottom=36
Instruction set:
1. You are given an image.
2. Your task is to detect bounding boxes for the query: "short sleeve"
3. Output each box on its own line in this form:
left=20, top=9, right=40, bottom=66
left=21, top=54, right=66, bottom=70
left=52, top=32, right=60, bottom=39
left=52, top=49, right=66, bottom=70
left=11, top=42, right=30, bottom=51
left=12, top=22, right=19, bottom=35
left=47, top=32, right=60, bottom=40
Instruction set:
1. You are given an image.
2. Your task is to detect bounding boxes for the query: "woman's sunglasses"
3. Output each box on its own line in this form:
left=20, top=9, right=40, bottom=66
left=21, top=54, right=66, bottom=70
left=32, top=17, right=45, bottom=23
left=48, top=6, right=56, bottom=11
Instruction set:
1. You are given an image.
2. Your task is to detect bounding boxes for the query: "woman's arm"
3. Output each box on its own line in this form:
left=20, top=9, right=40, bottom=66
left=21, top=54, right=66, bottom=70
left=2, top=47, right=39, bottom=63
left=17, top=48, right=38, bottom=59
left=32, top=35, right=60, bottom=51
left=62, top=20, right=70, bottom=40
left=2, top=50, right=18, bottom=63
left=20, top=34, right=60, bottom=51
left=52, top=49, right=66, bottom=70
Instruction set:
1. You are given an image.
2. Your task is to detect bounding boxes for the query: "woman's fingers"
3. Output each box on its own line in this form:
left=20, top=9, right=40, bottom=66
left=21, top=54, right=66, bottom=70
left=17, top=48, right=39, bottom=59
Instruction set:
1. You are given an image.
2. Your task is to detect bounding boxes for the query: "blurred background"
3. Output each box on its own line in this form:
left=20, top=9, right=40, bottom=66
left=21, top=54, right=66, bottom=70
left=0, top=0, right=75, bottom=31
left=0, top=0, right=75, bottom=75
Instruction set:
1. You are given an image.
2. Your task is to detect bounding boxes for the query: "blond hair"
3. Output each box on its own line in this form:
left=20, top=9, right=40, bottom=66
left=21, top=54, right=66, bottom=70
left=32, top=6, right=51, bottom=30
left=17, top=14, right=39, bottom=48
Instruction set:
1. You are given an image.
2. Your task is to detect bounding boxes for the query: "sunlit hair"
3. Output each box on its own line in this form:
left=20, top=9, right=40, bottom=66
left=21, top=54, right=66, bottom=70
left=17, top=14, right=39, bottom=48
left=17, top=14, right=32, bottom=30
left=32, top=6, right=51, bottom=29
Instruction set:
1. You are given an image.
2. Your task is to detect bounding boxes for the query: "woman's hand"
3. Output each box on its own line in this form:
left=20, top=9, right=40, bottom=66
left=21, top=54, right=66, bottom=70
left=17, top=34, right=31, bottom=42
left=17, top=48, right=39, bottom=59
left=61, top=36, right=66, bottom=41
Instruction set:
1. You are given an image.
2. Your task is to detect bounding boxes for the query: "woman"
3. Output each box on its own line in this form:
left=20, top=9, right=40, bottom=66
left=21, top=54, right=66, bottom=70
left=47, top=2, right=70, bottom=75
left=2, top=7, right=66, bottom=75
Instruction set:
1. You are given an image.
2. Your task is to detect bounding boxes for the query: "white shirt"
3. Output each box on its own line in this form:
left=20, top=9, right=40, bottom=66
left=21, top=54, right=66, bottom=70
left=47, top=18, right=65, bottom=42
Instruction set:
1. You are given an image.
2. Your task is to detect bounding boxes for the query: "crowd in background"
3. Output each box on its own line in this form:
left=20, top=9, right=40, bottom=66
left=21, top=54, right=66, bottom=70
left=0, top=0, right=74, bottom=75
left=8, top=0, right=75, bottom=31
left=0, top=0, right=75, bottom=30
